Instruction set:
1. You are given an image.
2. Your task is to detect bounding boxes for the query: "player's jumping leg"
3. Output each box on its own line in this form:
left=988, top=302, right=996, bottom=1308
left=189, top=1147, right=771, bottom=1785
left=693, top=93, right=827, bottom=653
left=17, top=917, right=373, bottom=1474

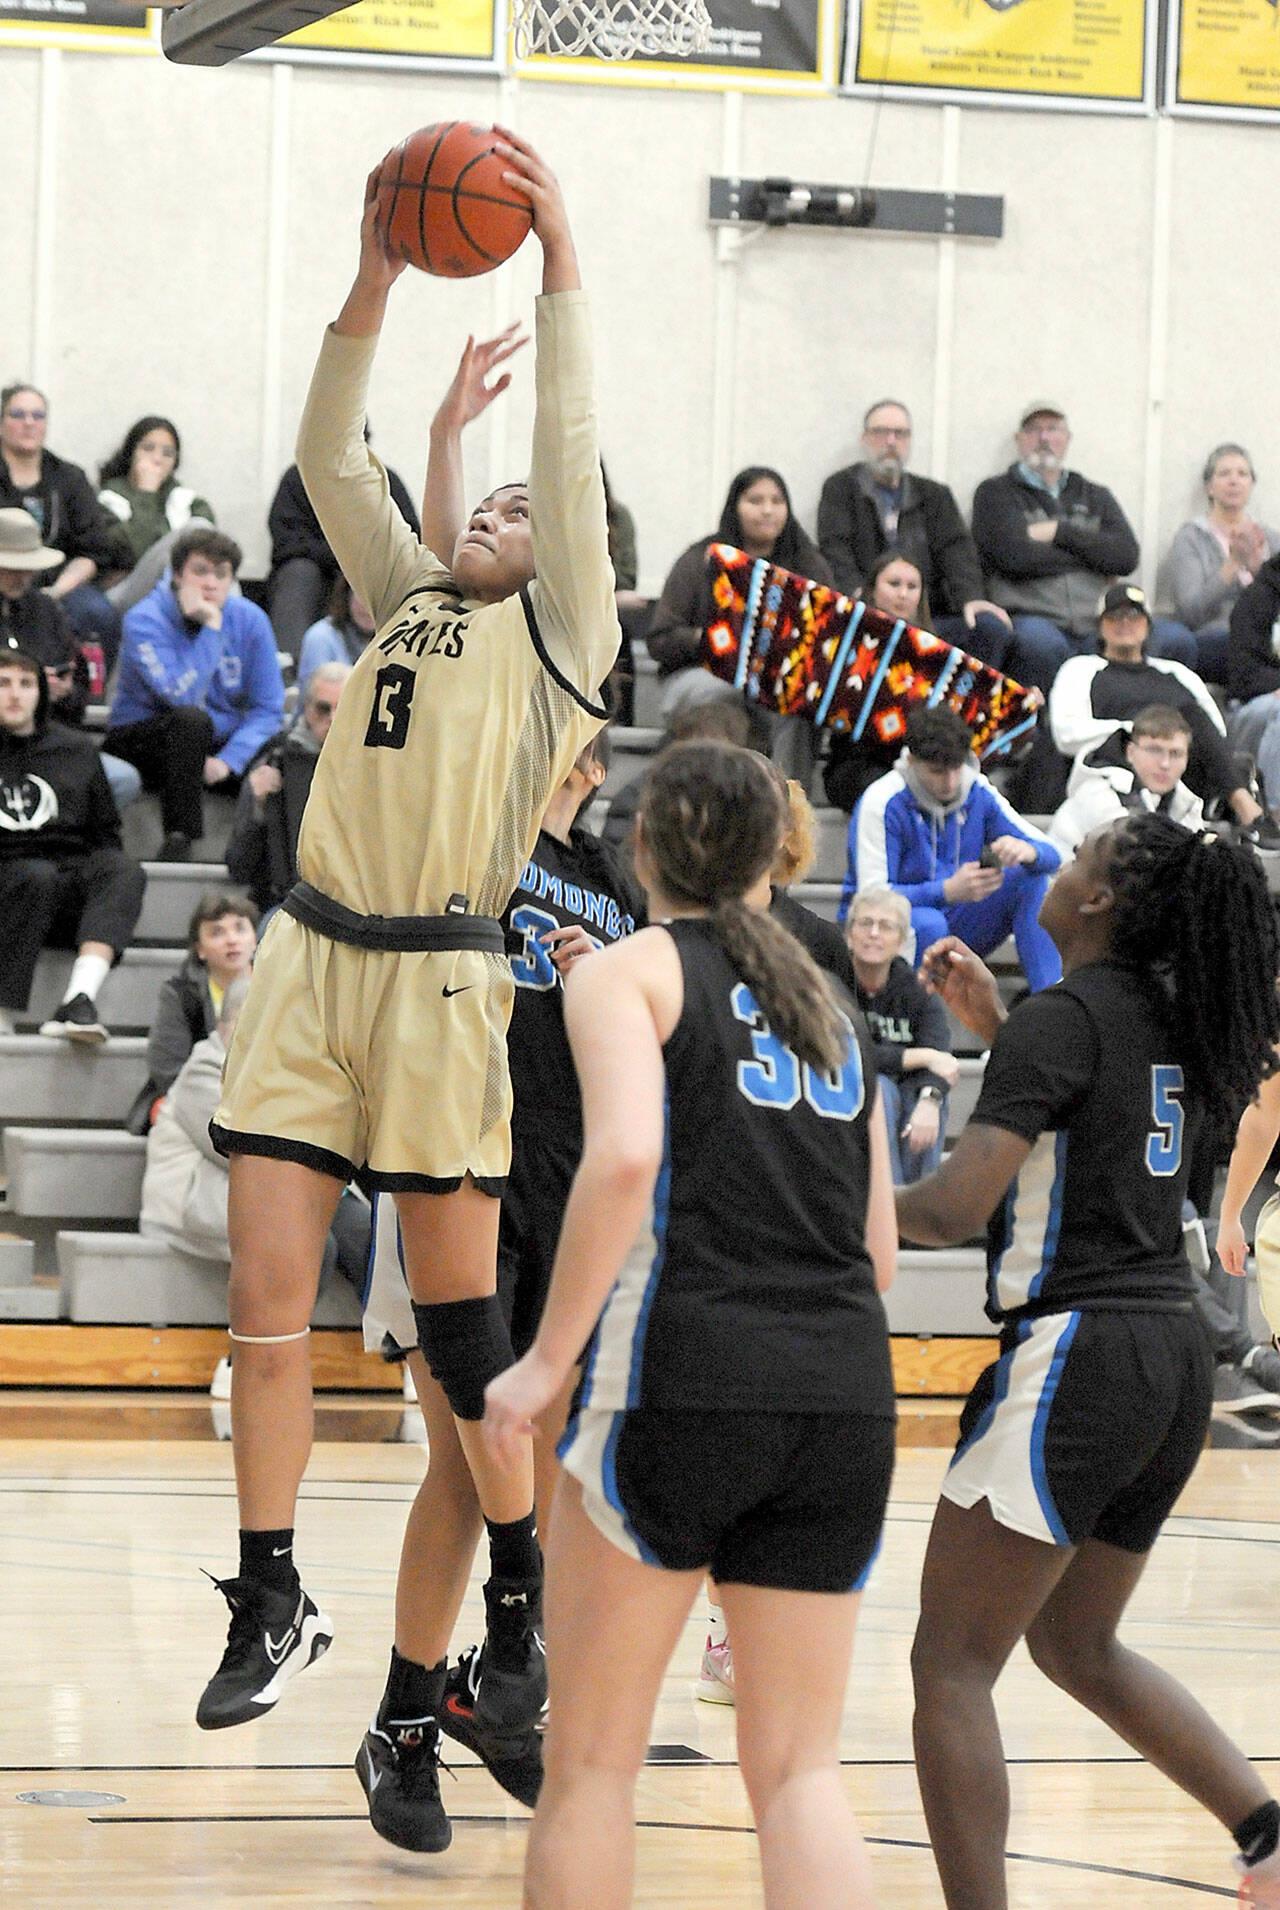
left=359, top=1183, right=546, bottom=1848
left=196, top=1156, right=342, bottom=1730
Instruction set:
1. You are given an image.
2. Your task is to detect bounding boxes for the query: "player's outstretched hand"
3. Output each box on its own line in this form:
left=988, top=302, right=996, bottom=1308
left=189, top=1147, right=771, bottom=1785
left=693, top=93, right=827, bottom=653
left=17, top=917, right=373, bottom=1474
left=483, top=1348, right=562, bottom=1467
left=357, top=165, right=409, bottom=296
left=492, top=126, right=579, bottom=293
left=434, top=323, right=529, bottom=439
left=919, top=935, right=1005, bottom=1046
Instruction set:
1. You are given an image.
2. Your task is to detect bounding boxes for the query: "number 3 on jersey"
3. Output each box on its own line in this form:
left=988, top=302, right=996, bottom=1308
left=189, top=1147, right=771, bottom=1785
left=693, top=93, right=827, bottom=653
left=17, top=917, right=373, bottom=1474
left=364, top=664, right=415, bottom=750
left=730, top=983, right=864, bottom=1121
left=1146, top=1064, right=1184, bottom=1177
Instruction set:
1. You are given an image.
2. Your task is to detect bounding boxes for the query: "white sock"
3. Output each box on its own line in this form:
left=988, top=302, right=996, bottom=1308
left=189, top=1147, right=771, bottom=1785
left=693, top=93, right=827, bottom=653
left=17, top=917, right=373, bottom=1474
left=65, top=953, right=111, bottom=1004
left=706, top=1601, right=727, bottom=1648
left=0, top=1007, right=14, bottom=1036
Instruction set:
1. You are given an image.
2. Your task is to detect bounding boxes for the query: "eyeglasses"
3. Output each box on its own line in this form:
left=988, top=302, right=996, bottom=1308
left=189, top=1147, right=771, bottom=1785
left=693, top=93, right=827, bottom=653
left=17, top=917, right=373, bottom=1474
left=4, top=409, right=47, bottom=423
left=850, top=915, right=903, bottom=935
left=865, top=426, right=911, bottom=442
left=310, top=700, right=338, bottom=716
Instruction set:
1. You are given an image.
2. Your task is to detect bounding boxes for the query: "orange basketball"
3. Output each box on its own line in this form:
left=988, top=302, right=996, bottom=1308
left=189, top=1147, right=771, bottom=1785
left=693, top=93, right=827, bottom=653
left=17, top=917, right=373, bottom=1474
left=374, top=122, right=533, bottom=279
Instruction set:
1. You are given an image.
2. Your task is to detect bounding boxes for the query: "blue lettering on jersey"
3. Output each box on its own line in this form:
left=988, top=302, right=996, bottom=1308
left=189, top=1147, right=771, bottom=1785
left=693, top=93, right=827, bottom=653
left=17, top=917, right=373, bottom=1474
left=563, top=883, right=585, bottom=916
left=1146, top=1064, right=1184, bottom=1177
left=730, top=984, right=864, bottom=1121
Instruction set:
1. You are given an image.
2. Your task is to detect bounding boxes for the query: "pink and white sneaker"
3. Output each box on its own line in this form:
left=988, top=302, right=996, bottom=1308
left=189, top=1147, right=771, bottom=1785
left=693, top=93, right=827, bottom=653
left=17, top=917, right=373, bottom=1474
left=1238, top=1845, right=1280, bottom=1905
left=696, top=1637, right=735, bottom=1706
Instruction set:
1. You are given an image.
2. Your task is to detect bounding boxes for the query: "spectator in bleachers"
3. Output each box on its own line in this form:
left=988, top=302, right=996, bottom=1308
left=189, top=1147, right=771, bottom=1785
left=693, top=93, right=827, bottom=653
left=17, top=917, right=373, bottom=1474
left=1226, top=551, right=1280, bottom=814
left=296, top=577, right=374, bottom=699
left=646, top=466, right=834, bottom=730
left=1167, top=443, right=1279, bottom=686
left=1049, top=583, right=1279, bottom=845
left=127, top=889, right=258, bottom=1134
left=266, top=441, right=419, bottom=661
left=0, top=648, right=145, bottom=1042
left=106, top=526, right=285, bottom=862
left=817, top=399, right=1013, bottom=672
left=0, top=382, right=122, bottom=680
left=844, top=884, right=956, bottom=1185
left=1048, top=706, right=1202, bottom=859
left=0, top=508, right=140, bottom=812
left=226, top=661, right=351, bottom=913
left=841, top=704, right=1062, bottom=991
left=141, top=971, right=372, bottom=1294
left=602, top=461, right=647, bottom=725
left=97, top=415, right=216, bottom=617
left=971, top=401, right=1196, bottom=692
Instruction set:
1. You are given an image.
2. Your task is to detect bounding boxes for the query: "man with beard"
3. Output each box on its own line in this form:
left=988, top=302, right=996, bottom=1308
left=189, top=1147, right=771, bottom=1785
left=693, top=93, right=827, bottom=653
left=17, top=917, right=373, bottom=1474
left=817, top=399, right=1013, bottom=671
left=972, top=401, right=1195, bottom=693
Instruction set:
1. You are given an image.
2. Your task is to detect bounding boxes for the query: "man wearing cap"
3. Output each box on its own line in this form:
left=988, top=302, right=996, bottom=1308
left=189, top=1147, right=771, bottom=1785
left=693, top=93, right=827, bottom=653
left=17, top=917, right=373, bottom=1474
left=971, top=403, right=1196, bottom=693
left=1049, top=582, right=1279, bottom=848
left=817, top=399, right=1014, bottom=670
left=0, top=509, right=140, bottom=813
left=0, top=648, right=146, bottom=1041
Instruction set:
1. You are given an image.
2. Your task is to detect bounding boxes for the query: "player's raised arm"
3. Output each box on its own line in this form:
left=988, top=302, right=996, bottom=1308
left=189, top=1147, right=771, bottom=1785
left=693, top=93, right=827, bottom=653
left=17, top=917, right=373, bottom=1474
left=423, top=324, right=528, bottom=567
left=496, top=130, right=620, bottom=704
left=295, top=173, right=437, bottom=630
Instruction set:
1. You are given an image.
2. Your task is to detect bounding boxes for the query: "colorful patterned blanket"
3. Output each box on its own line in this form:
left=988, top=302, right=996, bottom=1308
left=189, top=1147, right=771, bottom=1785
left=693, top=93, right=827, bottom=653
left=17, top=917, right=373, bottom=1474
left=701, top=544, right=1039, bottom=762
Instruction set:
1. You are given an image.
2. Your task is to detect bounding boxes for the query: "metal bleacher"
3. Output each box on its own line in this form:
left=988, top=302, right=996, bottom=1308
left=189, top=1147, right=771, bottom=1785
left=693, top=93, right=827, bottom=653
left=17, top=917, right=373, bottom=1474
left=0, top=685, right=996, bottom=1359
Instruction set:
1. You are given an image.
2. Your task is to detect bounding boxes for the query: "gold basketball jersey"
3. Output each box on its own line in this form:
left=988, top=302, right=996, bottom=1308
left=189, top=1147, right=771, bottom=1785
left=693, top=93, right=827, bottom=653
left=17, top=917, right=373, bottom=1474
left=293, top=291, right=617, bottom=921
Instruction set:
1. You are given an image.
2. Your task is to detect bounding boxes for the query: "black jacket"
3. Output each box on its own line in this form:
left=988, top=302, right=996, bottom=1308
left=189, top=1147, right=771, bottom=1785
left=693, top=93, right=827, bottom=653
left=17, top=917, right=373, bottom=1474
left=267, top=462, right=420, bottom=580
left=647, top=535, right=834, bottom=677
left=225, top=715, right=322, bottom=910
left=0, top=450, right=118, bottom=581
left=0, top=666, right=120, bottom=861
left=816, top=464, right=983, bottom=613
left=971, top=465, right=1140, bottom=638
left=1227, top=553, right=1280, bottom=703
left=0, top=586, right=90, bottom=724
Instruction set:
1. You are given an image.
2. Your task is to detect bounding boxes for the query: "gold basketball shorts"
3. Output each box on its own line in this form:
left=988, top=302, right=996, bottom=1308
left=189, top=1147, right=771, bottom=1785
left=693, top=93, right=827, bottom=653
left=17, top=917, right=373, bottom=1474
left=210, top=910, right=514, bottom=1193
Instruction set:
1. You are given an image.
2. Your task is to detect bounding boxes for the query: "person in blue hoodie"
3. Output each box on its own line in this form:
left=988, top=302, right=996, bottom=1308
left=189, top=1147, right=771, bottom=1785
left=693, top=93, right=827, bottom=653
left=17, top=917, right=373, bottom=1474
left=106, top=526, right=285, bottom=860
left=841, top=704, right=1062, bottom=992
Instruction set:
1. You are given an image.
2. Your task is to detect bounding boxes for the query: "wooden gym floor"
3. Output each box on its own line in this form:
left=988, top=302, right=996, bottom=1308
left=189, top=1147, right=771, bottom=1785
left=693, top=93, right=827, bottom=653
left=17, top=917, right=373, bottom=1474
left=1, top=1403, right=1277, bottom=1907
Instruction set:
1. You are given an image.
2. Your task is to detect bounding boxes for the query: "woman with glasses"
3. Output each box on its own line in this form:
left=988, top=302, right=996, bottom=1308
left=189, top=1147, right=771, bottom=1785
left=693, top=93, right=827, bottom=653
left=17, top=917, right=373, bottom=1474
left=0, top=384, right=122, bottom=676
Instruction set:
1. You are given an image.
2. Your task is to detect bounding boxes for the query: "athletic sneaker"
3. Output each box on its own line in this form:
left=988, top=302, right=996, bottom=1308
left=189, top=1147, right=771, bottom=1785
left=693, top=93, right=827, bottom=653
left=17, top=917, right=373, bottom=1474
left=355, top=1716, right=451, bottom=1852
left=696, top=1637, right=735, bottom=1705
left=1242, top=1344, right=1280, bottom=1402
left=196, top=1574, right=333, bottom=1730
left=440, top=1643, right=545, bottom=1808
left=1213, top=1362, right=1280, bottom=1416
left=39, top=994, right=107, bottom=1044
left=1237, top=1844, right=1280, bottom=1903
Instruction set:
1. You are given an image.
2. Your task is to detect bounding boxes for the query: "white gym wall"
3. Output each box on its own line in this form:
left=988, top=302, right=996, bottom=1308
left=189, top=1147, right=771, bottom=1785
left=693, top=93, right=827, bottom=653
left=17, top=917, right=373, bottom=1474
left=2, top=43, right=1277, bottom=599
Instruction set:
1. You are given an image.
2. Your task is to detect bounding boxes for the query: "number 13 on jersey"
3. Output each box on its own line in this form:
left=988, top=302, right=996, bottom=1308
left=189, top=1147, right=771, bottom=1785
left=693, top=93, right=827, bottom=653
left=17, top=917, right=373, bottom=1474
left=730, top=983, right=864, bottom=1121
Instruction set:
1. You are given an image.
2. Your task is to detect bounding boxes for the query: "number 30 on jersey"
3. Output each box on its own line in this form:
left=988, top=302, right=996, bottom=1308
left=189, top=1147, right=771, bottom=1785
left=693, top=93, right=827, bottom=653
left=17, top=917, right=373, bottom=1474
left=730, top=983, right=864, bottom=1121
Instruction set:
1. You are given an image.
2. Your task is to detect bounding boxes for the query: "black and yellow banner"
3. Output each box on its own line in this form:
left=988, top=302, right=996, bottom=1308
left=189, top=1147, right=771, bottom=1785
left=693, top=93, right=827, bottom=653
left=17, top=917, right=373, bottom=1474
left=1170, top=0, right=1280, bottom=115
left=845, top=0, right=1152, bottom=107
left=274, top=0, right=497, bottom=62
left=0, top=0, right=153, bottom=48
left=517, top=0, right=834, bottom=92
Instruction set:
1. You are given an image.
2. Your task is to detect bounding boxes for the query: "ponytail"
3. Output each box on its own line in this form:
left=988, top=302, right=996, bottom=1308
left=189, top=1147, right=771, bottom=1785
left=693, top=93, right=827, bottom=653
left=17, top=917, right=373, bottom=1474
left=713, top=897, right=850, bottom=1075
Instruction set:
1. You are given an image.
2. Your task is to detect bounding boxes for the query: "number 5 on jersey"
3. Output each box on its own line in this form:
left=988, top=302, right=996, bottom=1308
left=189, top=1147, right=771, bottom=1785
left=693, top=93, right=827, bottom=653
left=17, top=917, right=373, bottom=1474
left=730, top=983, right=864, bottom=1121
left=1147, top=1064, right=1184, bottom=1177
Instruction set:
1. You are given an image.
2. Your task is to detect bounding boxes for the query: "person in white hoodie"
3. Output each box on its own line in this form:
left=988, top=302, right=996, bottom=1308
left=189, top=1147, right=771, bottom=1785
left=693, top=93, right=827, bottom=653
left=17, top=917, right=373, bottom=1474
left=1048, top=705, right=1202, bottom=861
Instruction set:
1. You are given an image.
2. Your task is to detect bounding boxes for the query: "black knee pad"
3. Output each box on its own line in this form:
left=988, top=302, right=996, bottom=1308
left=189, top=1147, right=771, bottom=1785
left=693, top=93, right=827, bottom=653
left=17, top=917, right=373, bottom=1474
left=412, top=1293, right=514, bottom=1420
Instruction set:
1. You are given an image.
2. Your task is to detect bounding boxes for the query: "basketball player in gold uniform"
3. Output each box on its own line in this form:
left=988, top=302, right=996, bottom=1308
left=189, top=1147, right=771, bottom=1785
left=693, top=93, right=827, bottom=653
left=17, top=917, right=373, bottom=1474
left=199, top=130, right=618, bottom=1853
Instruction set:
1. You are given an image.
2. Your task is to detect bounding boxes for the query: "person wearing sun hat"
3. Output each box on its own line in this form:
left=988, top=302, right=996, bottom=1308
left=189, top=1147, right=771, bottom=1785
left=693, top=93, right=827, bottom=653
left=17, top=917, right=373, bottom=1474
left=0, top=509, right=140, bottom=811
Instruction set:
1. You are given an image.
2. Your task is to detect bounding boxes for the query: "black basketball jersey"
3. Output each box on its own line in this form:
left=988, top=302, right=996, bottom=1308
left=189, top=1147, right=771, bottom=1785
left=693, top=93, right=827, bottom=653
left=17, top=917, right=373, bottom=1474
left=970, top=959, right=1201, bottom=1320
left=577, top=916, right=895, bottom=1417
left=504, top=824, right=640, bottom=1143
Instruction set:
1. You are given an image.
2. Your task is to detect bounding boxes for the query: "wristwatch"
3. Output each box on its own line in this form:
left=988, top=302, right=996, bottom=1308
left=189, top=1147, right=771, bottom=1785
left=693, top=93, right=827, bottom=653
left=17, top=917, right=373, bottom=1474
left=917, top=1085, right=944, bottom=1104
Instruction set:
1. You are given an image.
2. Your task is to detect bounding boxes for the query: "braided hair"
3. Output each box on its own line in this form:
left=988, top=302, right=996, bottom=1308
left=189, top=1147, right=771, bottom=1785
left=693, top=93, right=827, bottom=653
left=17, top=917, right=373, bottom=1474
left=1105, top=812, right=1279, bottom=1131
left=639, top=741, right=849, bottom=1074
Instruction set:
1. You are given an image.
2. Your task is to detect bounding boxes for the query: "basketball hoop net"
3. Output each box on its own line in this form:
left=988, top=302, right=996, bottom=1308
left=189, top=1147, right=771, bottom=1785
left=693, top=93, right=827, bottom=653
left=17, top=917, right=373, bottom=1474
left=513, top=0, right=712, bottom=59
